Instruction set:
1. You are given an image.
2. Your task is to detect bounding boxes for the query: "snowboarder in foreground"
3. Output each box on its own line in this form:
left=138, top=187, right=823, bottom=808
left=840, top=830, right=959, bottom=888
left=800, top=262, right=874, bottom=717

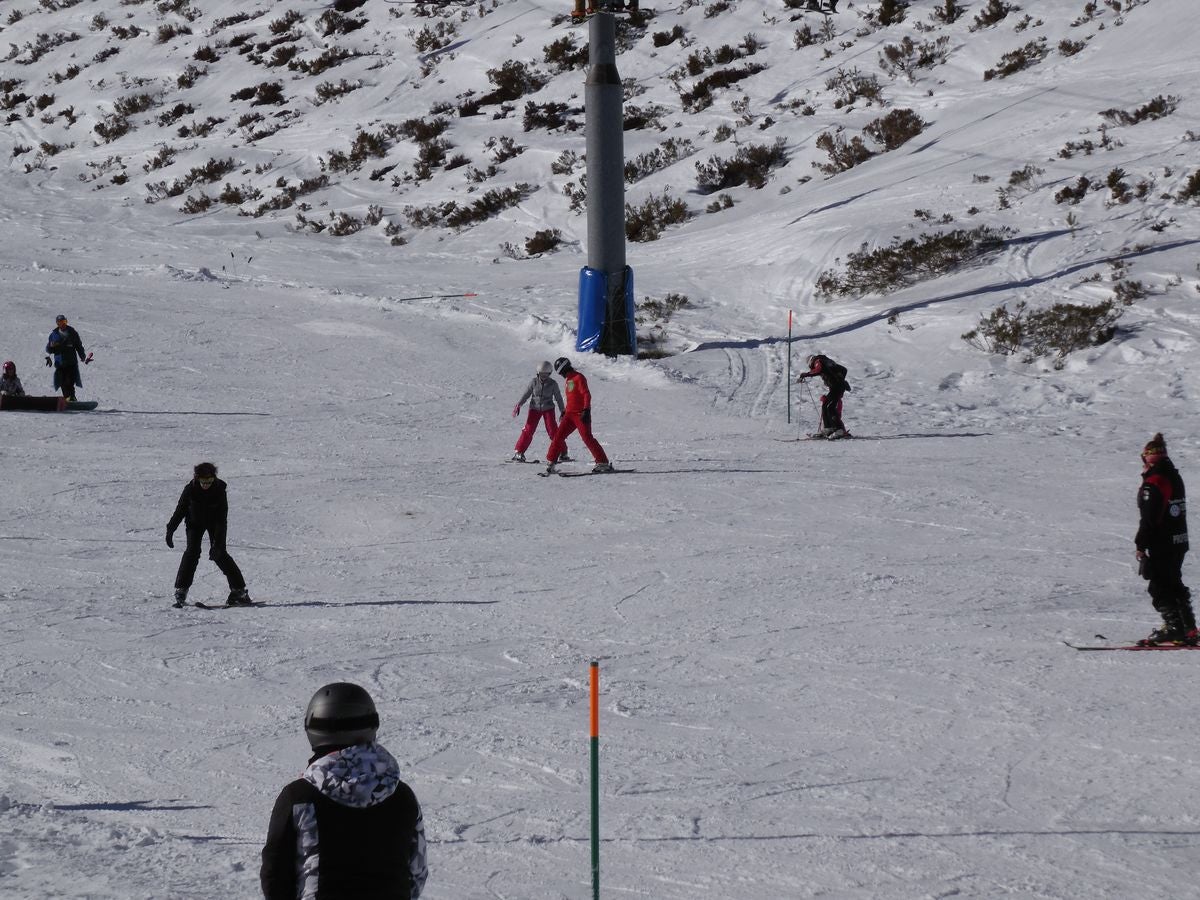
left=165, top=462, right=251, bottom=607
left=1135, top=433, right=1193, bottom=646
left=260, top=682, right=428, bottom=900
left=511, top=360, right=572, bottom=463
left=45, top=314, right=87, bottom=402
left=797, top=353, right=851, bottom=439
left=544, top=357, right=613, bottom=474
left=0, top=360, right=25, bottom=396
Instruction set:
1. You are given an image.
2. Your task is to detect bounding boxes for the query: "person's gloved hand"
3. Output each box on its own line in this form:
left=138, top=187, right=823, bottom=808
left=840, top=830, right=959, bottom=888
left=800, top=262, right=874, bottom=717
left=165, top=529, right=175, bottom=548
left=582, top=409, right=591, bottom=425
left=512, top=405, right=520, bottom=418
left=45, top=356, right=52, bottom=367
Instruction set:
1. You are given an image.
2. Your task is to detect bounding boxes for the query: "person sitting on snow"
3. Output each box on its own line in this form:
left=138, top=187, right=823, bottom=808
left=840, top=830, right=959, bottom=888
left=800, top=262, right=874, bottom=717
left=0, top=360, right=25, bottom=396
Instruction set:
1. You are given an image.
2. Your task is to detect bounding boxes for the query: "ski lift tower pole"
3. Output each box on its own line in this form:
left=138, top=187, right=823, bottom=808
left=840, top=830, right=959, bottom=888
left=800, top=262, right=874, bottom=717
left=573, top=0, right=637, bottom=357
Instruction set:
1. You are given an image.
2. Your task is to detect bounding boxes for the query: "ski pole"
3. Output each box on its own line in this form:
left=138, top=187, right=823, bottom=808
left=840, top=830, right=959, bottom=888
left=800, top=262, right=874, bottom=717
left=786, top=310, right=792, bottom=425
left=805, top=381, right=820, bottom=434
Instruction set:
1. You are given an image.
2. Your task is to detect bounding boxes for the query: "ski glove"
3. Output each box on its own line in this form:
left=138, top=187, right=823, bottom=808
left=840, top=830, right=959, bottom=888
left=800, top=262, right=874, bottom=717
left=45, top=356, right=52, bottom=367
left=581, top=408, right=591, bottom=425
left=165, top=529, right=174, bottom=548
left=512, top=405, right=521, bottom=418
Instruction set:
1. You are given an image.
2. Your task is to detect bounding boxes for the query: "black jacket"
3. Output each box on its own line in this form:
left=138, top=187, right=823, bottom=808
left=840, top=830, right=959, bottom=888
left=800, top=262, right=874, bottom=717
left=46, top=325, right=86, bottom=367
left=1136, top=459, right=1188, bottom=555
left=261, top=743, right=427, bottom=900
left=167, top=479, right=230, bottom=541
left=800, top=355, right=850, bottom=393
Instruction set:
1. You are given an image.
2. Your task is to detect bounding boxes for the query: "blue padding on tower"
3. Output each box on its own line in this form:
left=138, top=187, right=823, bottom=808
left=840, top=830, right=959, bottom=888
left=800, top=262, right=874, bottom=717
left=577, top=267, right=607, bottom=352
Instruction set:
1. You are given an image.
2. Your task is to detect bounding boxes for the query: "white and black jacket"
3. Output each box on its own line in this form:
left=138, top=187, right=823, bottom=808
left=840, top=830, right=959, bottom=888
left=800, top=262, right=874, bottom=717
left=260, top=742, right=427, bottom=900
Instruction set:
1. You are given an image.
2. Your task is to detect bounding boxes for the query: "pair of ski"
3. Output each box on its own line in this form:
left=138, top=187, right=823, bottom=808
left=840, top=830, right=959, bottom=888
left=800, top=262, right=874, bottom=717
left=774, top=433, right=854, bottom=443
left=175, top=601, right=265, bottom=610
left=537, top=467, right=634, bottom=478
left=1063, top=635, right=1200, bottom=652
left=508, top=457, right=634, bottom=477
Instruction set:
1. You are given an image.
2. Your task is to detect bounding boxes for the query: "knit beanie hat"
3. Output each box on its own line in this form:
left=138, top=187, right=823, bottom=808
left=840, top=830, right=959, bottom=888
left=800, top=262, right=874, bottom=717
left=1141, top=433, right=1167, bottom=462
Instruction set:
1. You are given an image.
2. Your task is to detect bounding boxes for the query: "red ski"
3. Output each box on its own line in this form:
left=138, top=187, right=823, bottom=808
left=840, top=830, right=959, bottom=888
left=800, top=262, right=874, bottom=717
left=1063, top=641, right=1200, bottom=652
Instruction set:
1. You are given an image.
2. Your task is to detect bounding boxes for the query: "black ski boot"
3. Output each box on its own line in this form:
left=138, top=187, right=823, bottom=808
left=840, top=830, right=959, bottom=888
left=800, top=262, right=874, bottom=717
left=173, top=588, right=188, bottom=608
left=1178, top=589, right=1197, bottom=645
left=227, top=588, right=252, bottom=607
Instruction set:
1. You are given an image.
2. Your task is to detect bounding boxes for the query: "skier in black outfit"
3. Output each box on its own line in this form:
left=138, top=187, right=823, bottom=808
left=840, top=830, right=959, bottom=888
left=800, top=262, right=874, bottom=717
left=1135, top=433, right=1192, bottom=645
left=45, top=314, right=87, bottom=401
left=166, top=462, right=250, bottom=607
left=797, top=354, right=851, bottom=438
left=261, top=682, right=428, bottom=900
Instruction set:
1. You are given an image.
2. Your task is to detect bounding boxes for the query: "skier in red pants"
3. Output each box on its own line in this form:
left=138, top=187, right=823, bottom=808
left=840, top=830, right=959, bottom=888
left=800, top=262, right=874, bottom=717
left=545, top=357, right=613, bottom=474
left=511, top=360, right=571, bottom=463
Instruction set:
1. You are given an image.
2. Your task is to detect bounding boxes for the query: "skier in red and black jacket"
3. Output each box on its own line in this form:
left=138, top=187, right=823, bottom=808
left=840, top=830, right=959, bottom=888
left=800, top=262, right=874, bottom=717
left=1135, top=433, right=1192, bottom=645
left=261, top=683, right=428, bottom=900
left=797, top=353, right=851, bottom=439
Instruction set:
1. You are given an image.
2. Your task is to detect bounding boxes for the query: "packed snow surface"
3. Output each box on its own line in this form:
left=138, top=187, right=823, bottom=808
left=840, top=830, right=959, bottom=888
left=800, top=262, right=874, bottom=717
left=2, top=0, right=1199, bottom=896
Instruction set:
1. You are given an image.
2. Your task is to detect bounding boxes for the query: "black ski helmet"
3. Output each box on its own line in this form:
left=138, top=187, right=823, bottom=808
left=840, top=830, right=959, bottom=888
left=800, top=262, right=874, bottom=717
left=194, top=461, right=217, bottom=478
left=553, top=356, right=572, bottom=375
left=304, top=682, right=380, bottom=749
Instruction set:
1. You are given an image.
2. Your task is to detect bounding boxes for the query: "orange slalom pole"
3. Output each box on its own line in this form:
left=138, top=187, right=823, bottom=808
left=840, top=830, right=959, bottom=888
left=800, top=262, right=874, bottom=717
left=590, top=660, right=600, bottom=900
left=787, top=310, right=794, bottom=424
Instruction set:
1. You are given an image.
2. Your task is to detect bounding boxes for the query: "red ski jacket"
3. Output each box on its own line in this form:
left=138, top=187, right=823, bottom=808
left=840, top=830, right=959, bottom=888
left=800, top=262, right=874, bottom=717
left=562, top=371, right=592, bottom=415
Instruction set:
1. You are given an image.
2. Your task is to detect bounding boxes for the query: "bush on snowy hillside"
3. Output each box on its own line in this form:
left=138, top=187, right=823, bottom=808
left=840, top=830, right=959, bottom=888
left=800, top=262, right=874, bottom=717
left=815, top=226, right=1012, bottom=298
left=962, top=298, right=1122, bottom=368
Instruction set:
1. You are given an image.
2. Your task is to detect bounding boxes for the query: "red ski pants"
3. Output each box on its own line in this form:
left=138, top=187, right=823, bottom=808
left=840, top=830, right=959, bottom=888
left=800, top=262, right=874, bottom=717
left=515, top=408, right=564, bottom=455
left=548, top=411, right=608, bottom=464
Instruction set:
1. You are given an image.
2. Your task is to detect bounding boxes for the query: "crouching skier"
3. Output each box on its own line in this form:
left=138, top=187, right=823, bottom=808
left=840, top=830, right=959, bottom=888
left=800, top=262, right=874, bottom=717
left=797, top=353, right=851, bottom=439
left=261, top=682, right=428, bottom=899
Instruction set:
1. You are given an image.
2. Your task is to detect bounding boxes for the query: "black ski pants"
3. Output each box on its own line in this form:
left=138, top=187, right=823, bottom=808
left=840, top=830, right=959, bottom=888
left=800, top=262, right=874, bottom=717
left=1146, top=548, right=1193, bottom=630
left=175, top=524, right=245, bottom=591
left=54, top=364, right=81, bottom=399
left=821, top=383, right=846, bottom=431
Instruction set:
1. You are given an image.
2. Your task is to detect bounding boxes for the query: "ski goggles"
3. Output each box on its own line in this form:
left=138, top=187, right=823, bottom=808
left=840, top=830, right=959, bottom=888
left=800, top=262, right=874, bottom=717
left=196, top=476, right=216, bottom=487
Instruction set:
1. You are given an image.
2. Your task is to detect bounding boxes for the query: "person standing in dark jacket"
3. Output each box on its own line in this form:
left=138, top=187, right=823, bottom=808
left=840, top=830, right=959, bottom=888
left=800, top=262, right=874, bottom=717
left=166, top=462, right=250, bottom=608
left=261, top=682, right=428, bottom=900
left=1135, top=433, right=1192, bottom=645
left=46, top=313, right=88, bottom=401
left=796, top=353, right=851, bottom=439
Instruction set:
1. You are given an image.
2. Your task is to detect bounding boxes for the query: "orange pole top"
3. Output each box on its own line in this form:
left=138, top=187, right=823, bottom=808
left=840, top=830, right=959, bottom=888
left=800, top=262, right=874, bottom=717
left=589, top=660, right=599, bottom=738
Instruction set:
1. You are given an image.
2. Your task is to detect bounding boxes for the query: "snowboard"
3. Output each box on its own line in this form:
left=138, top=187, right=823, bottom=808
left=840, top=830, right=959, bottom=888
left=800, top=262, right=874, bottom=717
left=0, top=395, right=96, bottom=412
